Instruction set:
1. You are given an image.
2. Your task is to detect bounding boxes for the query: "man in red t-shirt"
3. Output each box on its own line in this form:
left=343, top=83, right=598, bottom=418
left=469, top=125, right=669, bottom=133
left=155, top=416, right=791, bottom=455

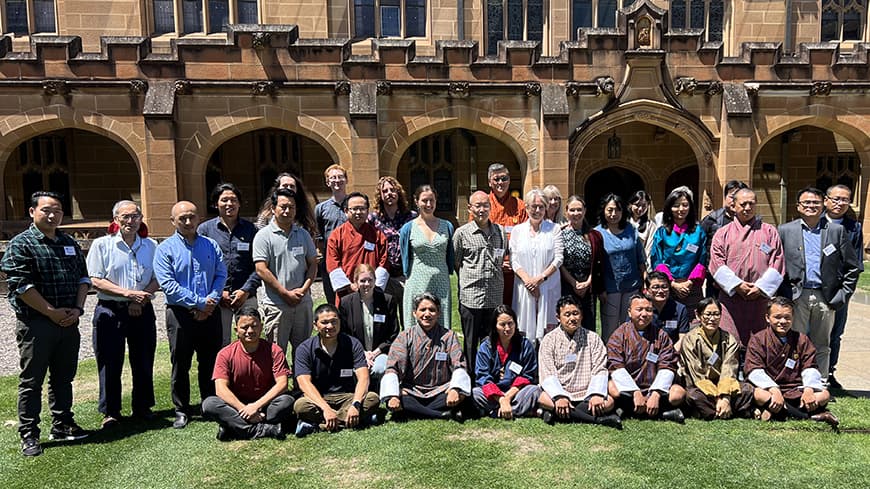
left=202, top=307, right=294, bottom=440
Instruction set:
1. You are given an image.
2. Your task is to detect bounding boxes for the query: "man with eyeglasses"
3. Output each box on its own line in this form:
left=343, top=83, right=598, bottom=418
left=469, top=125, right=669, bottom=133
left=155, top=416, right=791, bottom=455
left=315, top=164, right=350, bottom=306
left=824, top=184, right=863, bottom=388
left=87, top=200, right=160, bottom=429
left=326, top=192, right=389, bottom=305
left=485, top=163, right=528, bottom=304
left=777, top=186, right=860, bottom=385
left=700, top=180, right=748, bottom=298
left=641, top=271, right=691, bottom=351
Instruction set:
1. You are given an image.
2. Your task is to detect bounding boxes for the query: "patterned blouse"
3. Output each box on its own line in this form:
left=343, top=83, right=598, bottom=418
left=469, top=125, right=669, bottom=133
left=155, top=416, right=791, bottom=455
left=368, top=209, right=417, bottom=275
left=561, top=227, right=593, bottom=282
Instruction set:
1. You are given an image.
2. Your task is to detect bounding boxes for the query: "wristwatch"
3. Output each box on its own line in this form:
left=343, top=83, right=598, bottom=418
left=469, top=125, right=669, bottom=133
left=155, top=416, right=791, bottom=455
left=352, top=400, right=363, bottom=410
left=75, top=306, right=85, bottom=315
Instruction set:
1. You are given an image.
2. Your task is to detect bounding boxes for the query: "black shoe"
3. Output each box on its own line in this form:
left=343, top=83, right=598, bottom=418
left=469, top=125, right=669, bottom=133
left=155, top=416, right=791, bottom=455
left=101, top=415, right=120, bottom=429
left=597, top=414, right=623, bottom=430
left=49, top=421, right=89, bottom=441
left=661, top=409, right=685, bottom=424
left=21, top=437, right=43, bottom=457
left=216, top=425, right=231, bottom=441
left=133, top=409, right=156, bottom=421
left=828, top=374, right=843, bottom=390
left=539, top=409, right=555, bottom=425
left=173, top=411, right=189, bottom=429
left=253, top=423, right=285, bottom=440
left=451, top=409, right=465, bottom=423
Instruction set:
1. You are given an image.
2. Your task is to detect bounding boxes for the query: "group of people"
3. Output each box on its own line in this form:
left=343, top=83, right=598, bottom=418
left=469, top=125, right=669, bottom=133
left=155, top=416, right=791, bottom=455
left=0, top=163, right=859, bottom=456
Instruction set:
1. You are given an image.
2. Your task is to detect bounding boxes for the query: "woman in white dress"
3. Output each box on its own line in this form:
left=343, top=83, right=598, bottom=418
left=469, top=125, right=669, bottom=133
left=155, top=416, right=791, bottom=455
left=510, top=189, right=564, bottom=341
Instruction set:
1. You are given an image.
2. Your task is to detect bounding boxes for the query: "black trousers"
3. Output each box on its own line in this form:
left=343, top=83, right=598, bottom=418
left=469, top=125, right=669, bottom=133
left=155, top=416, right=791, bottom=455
left=400, top=392, right=475, bottom=419
left=16, top=315, right=80, bottom=438
left=459, top=304, right=494, bottom=381
left=166, top=305, right=222, bottom=412
left=202, top=393, right=295, bottom=438
left=615, top=391, right=679, bottom=419
left=93, top=300, right=157, bottom=417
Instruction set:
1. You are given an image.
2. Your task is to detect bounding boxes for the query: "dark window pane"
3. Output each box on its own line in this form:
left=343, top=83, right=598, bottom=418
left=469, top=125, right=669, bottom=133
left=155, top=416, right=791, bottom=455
left=33, top=0, right=56, bottom=32
left=381, top=5, right=400, bottom=36
left=821, top=10, right=839, bottom=41
left=182, top=0, right=203, bottom=33
left=527, top=0, right=543, bottom=40
left=6, top=0, right=28, bottom=35
left=405, top=0, right=426, bottom=37
left=48, top=171, right=71, bottom=213
left=573, top=0, right=592, bottom=36
left=671, top=0, right=686, bottom=29
left=208, top=0, right=229, bottom=33
left=507, top=0, right=523, bottom=39
left=487, top=0, right=504, bottom=55
left=598, top=0, right=616, bottom=27
left=623, top=0, right=636, bottom=8
left=153, top=0, right=175, bottom=34
left=843, top=8, right=862, bottom=39
left=708, top=0, right=723, bottom=41
left=690, top=0, right=705, bottom=29
left=238, top=0, right=258, bottom=23
left=354, top=0, right=375, bottom=38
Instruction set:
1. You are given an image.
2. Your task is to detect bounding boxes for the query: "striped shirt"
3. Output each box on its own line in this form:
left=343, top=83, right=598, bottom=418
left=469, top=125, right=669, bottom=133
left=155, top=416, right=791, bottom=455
left=452, top=220, right=506, bottom=309
left=386, top=323, right=466, bottom=398
left=538, top=326, right=608, bottom=401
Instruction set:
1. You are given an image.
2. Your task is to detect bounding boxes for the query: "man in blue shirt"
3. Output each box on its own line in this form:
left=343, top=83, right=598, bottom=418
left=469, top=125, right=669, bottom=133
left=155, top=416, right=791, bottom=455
left=198, top=183, right=260, bottom=346
left=154, top=200, right=227, bottom=429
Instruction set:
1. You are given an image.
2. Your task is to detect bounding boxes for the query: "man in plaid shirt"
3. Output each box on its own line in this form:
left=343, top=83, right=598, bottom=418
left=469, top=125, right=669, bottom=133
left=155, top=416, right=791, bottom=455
left=1, top=191, right=91, bottom=456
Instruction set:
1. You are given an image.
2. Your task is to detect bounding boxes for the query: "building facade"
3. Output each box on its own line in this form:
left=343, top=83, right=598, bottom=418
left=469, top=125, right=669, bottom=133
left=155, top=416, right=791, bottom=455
left=0, top=0, right=867, bottom=241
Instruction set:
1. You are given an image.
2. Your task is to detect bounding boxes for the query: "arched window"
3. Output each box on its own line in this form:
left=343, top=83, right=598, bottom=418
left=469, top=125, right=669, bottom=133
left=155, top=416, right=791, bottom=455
left=486, top=0, right=543, bottom=55
left=353, top=0, right=426, bottom=39
left=670, top=0, right=723, bottom=42
left=570, top=0, right=635, bottom=38
left=822, top=0, right=865, bottom=41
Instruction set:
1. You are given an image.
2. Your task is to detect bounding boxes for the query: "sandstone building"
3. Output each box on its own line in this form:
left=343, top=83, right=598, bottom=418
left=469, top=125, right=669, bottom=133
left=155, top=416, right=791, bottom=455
left=0, top=0, right=867, bottom=241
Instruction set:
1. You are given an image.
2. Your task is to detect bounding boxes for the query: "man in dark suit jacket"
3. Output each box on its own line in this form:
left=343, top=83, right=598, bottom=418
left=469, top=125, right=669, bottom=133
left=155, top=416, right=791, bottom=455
left=338, top=264, right=400, bottom=381
left=778, top=186, right=860, bottom=383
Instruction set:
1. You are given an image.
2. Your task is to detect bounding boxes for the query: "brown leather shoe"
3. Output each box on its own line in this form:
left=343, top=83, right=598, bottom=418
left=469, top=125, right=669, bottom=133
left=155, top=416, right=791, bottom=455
left=810, top=411, right=839, bottom=428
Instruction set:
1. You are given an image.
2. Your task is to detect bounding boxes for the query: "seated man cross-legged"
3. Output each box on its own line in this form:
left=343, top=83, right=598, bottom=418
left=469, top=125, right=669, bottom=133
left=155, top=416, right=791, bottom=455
left=537, top=296, right=621, bottom=428
left=293, top=304, right=381, bottom=437
left=202, top=307, right=293, bottom=440
left=381, top=292, right=474, bottom=421
left=607, top=294, right=686, bottom=423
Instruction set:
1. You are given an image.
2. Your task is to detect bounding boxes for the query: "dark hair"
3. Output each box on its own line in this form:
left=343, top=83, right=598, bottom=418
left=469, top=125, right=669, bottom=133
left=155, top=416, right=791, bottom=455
left=723, top=180, right=748, bottom=198
left=414, top=185, right=438, bottom=203
left=796, top=186, right=824, bottom=202
left=211, top=182, right=242, bottom=207
left=236, top=306, right=262, bottom=324
left=766, top=296, right=794, bottom=315
left=270, top=188, right=296, bottom=207
left=258, top=172, right=318, bottom=234
left=412, top=292, right=441, bottom=311
left=662, top=187, right=697, bottom=233
left=488, top=305, right=523, bottom=351
left=30, top=191, right=63, bottom=209
left=694, top=297, right=721, bottom=317
left=314, top=303, right=339, bottom=320
left=645, top=270, right=671, bottom=288
left=598, top=193, right=629, bottom=230
left=628, top=293, right=651, bottom=312
left=627, top=190, right=652, bottom=233
left=556, top=295, right=581, bottom=315
left=342, top=192, right=370, bottom=211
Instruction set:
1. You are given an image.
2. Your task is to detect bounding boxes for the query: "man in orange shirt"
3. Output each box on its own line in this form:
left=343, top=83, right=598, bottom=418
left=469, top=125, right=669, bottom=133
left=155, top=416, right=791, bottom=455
left=486, top=163, right=528, bottom=305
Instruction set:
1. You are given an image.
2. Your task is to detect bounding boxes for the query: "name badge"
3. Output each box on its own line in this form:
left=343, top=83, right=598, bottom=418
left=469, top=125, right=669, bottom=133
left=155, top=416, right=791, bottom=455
left=495, top=248, right=505, bottom=258
left=785, top=358, right=796, bottom=370
left=340, top=368, right=354, bottom=377
left=759, top=243, right=773, bottom=255
left=707, top=352, right=720, bottom=365
left=435, top=352, right=448, bottom=361
left=686, top=243, right=699, bottom=254
left=646, top=351, right=659, bottom=363
left=64, top=246, right=76, bottom=256
left=236, top=242, right=250, bottom=251
left=364, top=241, right=376, bottom=251
left=823, top=244, right=837, bottom=256
left=292, top=246, right=304, bottom=255
left=508, top=361, right=523, bottom=375
left=505, top=226, right=514, bottom=234
left=664, top=320, right=678, bottom=331
left=564, top=353, right=577, bottom=363
left=373, top=314, right=386, bottom=323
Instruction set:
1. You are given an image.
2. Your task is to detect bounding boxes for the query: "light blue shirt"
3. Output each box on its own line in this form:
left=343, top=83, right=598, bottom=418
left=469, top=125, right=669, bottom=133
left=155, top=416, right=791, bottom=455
left=801, top=218, right=822, bottom=289
left=86, top=233, right=157, bottom=301
left=154, top=232, right=227, bottom=309
left=595, top=224, right=645, bottom=293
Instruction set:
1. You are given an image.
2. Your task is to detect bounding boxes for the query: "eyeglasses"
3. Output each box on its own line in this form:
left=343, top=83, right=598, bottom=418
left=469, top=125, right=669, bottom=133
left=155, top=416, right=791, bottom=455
left=826, top=196, right=851, bottom=204
left=117, top=214, right=142, bottom=221
left=798, top=200, right=822, bottom=207
left=648, top=285, right=669, bottom=291
left=701, top=312, right=721, bottom=318
left=327, top=175, right=347, bottom=182
left=348, top=206, right=369, bottom=213
left=491, top=176, right=510, bottom=183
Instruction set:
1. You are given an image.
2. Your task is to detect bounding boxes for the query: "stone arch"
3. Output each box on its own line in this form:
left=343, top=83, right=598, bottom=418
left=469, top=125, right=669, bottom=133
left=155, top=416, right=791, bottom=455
left=380, top=107, right=536, bottom=183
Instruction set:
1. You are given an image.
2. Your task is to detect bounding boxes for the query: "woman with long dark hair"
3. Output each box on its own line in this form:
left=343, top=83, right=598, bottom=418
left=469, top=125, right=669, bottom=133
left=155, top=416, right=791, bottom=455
left=255, top=172, right=317, bottom=235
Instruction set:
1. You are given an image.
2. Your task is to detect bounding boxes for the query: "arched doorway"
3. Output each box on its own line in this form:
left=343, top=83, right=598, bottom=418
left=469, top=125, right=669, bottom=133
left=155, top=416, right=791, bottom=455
left=584, top=167, right=645, bottom=216
left=396, top=129, right=522, bottom=223
left=752, top=125, right=862, bottom=226
left=205, top=129, right=334, bottom=218
left=2, top=129, right=140, bottom=237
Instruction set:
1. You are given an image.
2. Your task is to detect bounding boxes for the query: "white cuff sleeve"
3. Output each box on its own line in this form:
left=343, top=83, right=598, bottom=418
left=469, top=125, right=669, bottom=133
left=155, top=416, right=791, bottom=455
left=541, top=375, right=571, bottom=400
left=611, top=368, right=641, bottom=393
left=379, top=372, right=400, bottom=398
left=800, top=368, right=825, bottom=392
left=449, top=368, right=472, bottom=396
left=329, top=268, right=351, bottom=291
left=585, top=372, right=609, bottom=399
left=747, top=368, right=779, bottom=389
left=649, top=369, right=675, bottom=393
left=754, top=268, right=784, bottom=298
left=375, top=267, right=389, bottom=289
left=713, top=266, right=742, bottom=296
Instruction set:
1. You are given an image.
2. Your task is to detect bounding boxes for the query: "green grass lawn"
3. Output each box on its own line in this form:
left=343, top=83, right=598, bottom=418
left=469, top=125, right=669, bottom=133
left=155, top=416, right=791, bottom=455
left=857, top=262, right=870, bottom=293
left=3, top=277, right=870, bottom=488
